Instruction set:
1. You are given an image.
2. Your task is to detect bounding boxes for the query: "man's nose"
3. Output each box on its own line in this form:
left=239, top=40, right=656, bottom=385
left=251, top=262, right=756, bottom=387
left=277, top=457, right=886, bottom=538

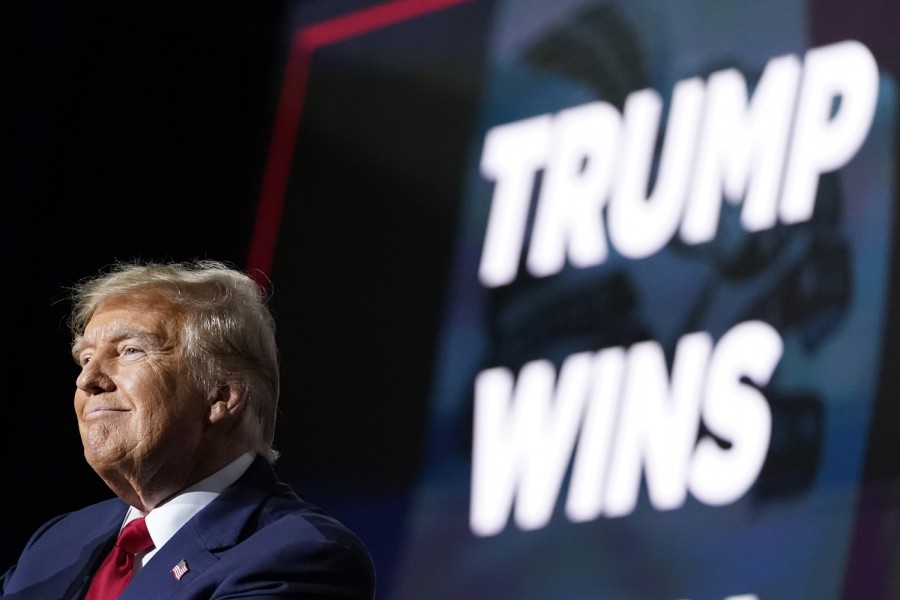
left=76, top=359, right=115, bottom=394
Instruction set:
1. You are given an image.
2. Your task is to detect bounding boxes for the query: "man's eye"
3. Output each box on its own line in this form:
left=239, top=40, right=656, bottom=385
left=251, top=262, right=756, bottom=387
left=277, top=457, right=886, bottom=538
left=122, top=347, right=142, bottom=356
left=79, top=355, right=91, bottom=366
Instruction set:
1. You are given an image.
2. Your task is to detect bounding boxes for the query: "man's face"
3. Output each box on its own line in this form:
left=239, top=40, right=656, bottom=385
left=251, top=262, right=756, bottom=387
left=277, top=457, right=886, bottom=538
left=73, top=291, right=208, bottom=487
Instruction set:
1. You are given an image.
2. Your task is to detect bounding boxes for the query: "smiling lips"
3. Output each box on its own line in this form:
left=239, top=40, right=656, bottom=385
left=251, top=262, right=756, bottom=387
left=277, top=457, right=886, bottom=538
left=83, top=407, right=129, bottom=420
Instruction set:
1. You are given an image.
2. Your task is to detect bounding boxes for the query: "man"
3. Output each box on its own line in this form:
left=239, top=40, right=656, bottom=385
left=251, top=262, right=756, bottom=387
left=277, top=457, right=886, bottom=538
left=1, top=259, right=375, bottom=599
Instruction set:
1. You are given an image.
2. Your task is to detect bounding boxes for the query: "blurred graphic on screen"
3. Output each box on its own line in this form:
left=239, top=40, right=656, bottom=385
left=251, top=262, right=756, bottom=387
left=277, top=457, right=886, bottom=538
left=389, top=1, right=897, bottom=598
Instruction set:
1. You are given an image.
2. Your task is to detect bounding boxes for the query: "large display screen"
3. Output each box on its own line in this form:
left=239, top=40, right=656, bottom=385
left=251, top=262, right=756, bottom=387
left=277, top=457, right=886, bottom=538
left=250, top=1, right=900, bottom=598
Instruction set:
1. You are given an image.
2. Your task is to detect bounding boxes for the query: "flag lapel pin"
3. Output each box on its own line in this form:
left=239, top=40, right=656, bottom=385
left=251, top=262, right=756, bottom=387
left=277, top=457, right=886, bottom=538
left=171, top=559, right=190, bottom=581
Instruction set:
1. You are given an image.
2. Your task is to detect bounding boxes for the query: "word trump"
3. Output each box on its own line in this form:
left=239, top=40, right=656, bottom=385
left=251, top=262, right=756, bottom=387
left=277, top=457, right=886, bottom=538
left=470, top=321, right=783, bottom=536
left=478, top=40, right=878, bottom=287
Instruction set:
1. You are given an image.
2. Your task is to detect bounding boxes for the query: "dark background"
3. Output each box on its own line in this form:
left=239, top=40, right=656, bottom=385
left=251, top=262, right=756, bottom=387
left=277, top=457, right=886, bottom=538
left=1, top=2, right=489, bottom=597
left=2, top=0, right=285, bottom=564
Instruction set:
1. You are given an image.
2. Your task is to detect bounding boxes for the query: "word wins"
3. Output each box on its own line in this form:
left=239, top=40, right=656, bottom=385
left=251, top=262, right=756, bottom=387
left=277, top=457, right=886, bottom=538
left=470, top=321, right=783, bottom=536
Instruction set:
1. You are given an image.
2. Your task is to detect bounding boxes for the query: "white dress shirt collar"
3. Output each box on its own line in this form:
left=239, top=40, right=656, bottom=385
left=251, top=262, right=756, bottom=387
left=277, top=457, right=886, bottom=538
left=122, top=451, right=256, bottom=570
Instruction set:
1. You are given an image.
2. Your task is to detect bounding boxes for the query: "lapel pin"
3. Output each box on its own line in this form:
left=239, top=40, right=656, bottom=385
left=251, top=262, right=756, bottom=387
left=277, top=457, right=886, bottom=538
left=171, top=559, right=190, bottom=581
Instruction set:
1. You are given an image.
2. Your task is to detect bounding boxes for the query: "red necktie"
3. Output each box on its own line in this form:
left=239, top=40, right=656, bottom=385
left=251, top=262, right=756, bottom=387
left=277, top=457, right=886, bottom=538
left=85, top=517, right=155, bottom=600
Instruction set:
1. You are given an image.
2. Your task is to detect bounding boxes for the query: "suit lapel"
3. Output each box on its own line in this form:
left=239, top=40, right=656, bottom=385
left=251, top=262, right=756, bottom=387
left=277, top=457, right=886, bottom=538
left=120, top=457, right=279, bottom=600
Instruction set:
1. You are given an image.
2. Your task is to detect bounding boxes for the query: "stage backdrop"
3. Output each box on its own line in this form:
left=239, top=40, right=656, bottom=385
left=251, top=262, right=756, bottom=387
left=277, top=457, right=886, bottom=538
left=6, top=1, right=900, bottom=600
left=257, top=1, right=900, bottom=599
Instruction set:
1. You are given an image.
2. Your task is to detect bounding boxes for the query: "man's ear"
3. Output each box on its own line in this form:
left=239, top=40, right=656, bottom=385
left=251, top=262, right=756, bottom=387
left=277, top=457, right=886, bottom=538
left=208, top=383, right=247, bottom=424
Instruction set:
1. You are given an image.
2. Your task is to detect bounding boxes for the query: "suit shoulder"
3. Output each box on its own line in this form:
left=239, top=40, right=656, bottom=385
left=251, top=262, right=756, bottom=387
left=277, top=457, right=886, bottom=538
left=259, top=497, right=374, bottom=569
left=22, top=497, right=126, bottom=547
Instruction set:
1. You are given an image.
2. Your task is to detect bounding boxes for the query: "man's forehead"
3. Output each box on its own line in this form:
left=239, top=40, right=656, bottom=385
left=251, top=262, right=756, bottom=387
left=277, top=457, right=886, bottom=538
left=81, top=292, right=185, bottom=342
left=92, top=289, right=178, bottom=314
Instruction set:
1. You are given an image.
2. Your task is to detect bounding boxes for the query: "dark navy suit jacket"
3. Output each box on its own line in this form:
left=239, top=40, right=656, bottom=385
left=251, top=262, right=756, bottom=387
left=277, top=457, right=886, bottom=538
left=0, top=457, right=375, bottom=599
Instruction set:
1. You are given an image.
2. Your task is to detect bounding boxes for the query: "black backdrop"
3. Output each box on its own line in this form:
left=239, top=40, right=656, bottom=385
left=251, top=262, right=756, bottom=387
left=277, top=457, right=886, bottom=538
left=0, top=1, right=362, bottom=564
left=4, top=0, right=288, bottom=568
left=2, top=4, right=482, bottom=597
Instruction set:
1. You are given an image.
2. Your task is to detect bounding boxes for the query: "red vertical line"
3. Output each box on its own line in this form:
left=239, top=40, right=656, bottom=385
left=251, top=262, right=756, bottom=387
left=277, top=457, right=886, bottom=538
left=246, top=30, right=313, bottom=284
left=245, top=0, right=476, bottom=283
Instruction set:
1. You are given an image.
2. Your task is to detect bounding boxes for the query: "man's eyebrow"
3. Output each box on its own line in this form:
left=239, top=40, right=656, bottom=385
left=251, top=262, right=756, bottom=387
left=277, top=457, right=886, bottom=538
left=71, top=338, right=88, bottom=361
left=71, top=327, right=162, bottom=360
